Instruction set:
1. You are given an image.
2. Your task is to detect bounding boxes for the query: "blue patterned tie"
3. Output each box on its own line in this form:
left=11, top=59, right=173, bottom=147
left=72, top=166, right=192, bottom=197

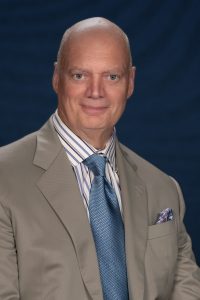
left=84, top=154, right=129, bottom=300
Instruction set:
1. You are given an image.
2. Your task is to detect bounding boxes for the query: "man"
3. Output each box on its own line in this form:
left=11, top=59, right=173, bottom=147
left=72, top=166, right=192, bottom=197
left=0, top=17, right=200, bottom=300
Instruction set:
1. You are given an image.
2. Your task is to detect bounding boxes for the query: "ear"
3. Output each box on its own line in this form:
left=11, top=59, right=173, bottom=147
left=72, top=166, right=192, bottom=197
left=127, top=66, right=136, bottom=98
left=52, top=62, right=59, bottom=93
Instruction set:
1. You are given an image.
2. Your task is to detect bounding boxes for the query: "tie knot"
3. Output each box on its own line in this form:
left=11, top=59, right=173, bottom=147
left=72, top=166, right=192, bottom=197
left=84, top=154, right=106, bottom=176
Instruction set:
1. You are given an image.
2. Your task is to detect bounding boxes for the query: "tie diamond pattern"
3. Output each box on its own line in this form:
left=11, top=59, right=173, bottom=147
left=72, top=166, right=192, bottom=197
left=84, top=154, right=129, bottom=300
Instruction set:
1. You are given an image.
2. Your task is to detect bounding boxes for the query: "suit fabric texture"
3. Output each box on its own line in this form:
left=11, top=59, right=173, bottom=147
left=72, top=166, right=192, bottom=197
left=0, top=117, right=200, bottom=300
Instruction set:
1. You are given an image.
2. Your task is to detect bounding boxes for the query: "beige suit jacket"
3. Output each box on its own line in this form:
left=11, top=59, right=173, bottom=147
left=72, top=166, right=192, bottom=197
left=0, top=117, right=200, bottom=300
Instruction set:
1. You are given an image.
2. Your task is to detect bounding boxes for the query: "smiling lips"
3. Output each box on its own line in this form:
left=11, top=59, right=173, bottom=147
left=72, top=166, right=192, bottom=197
left=81, top=104, right=109, bottom=116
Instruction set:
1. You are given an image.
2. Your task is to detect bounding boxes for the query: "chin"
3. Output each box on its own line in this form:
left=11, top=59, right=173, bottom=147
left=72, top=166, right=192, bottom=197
left=81, top=116, right=111, bottom=128
left=81, top=119, right=107, bottom=128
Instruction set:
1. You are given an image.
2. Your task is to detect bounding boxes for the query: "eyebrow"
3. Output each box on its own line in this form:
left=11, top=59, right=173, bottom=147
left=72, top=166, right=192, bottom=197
left=67, top=67, right=127, bottom=74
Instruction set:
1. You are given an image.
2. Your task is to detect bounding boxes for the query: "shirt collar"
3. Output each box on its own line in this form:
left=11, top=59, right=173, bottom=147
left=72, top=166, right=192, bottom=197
left=52, top=110, right=117, bottom=171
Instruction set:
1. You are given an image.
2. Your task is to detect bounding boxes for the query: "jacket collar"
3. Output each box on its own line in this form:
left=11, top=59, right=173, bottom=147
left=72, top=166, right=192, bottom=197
left=34, top=118, right=147, bottom=300
left=116, top=141, right=147, bottom=300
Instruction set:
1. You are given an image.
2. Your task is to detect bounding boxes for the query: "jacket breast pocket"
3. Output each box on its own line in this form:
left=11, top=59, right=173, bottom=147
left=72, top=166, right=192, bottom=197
left=145, top=220, right=178, bottom=296
left=148, top=219, right=176, bottom=239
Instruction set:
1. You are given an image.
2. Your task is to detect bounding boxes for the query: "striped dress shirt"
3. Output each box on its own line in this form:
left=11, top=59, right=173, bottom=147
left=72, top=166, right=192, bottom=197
left=52, top=111, right=123, bottom=219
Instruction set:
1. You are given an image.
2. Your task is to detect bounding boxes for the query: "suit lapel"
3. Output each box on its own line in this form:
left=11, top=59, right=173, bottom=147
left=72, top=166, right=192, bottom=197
left=34, top=119, right=103, bottom=300
left=116, top=142, right=148, bottom=300
left=33, top=119, right=148, bottom=300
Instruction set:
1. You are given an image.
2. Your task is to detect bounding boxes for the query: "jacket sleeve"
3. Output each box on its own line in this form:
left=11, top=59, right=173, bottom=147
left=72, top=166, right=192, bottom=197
left=171, top=178, right=200, bottom=299
left=0, top=200, right=20, bottom=299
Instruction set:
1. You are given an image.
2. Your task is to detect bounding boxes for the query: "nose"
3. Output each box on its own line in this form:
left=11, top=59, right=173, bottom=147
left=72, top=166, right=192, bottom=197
left=86, top=75, right=104, bottom=99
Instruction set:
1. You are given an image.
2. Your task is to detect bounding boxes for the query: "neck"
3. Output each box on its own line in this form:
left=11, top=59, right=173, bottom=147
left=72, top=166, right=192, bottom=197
left=76, top=128, right=113, bottom=150
left=57, top=110, right=113, bottom=149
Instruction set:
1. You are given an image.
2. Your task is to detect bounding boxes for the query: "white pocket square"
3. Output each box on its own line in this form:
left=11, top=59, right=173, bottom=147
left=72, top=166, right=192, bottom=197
left=155, top=208, right=173, bottom=224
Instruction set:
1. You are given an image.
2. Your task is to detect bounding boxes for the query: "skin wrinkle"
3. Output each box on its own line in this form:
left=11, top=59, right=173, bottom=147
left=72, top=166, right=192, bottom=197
left=52, top=17, right=136, bottom=149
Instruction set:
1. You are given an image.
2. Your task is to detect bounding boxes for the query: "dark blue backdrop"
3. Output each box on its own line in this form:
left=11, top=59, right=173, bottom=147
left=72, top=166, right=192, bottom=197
left=1, top=0, right=200, bottom=264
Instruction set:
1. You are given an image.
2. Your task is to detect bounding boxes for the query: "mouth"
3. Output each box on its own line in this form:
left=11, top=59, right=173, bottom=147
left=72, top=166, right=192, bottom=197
left=81, top=104, right=108, bottom=116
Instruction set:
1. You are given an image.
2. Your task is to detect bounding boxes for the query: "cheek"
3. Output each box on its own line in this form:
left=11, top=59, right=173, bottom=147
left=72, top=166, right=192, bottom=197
left=58, top=86, right=79, bottom=108
left=111, top=95, right=128, bottom=114
left=107, top=101, right=127, bottom=127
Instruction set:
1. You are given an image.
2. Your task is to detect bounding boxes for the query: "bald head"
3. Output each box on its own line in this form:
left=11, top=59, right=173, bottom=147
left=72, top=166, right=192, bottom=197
left=52, top=17, right=135, bottom=149
left=56, top=17, right=132, bottom=70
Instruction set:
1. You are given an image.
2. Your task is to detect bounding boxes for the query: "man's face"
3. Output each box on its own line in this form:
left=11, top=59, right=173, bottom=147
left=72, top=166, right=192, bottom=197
left=53, top=31, right=135, bottom=141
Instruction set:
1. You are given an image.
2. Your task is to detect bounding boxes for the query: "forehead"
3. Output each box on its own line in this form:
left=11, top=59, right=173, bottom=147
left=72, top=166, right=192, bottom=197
left=62, top=30, right=129, bottom=70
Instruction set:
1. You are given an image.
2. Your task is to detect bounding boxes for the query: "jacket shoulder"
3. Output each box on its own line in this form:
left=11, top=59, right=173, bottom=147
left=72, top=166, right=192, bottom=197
left=119, top=143, right=172, bottom=184
left=0, top=131, right=38, bottom=165
left=0, top=117, right=54, bottom=165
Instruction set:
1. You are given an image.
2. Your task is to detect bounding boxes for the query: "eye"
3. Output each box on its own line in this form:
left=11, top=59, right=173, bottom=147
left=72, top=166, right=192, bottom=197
left=108, top=74, right=120, bottom=81
left=72, top=73, right=84, bottom=80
